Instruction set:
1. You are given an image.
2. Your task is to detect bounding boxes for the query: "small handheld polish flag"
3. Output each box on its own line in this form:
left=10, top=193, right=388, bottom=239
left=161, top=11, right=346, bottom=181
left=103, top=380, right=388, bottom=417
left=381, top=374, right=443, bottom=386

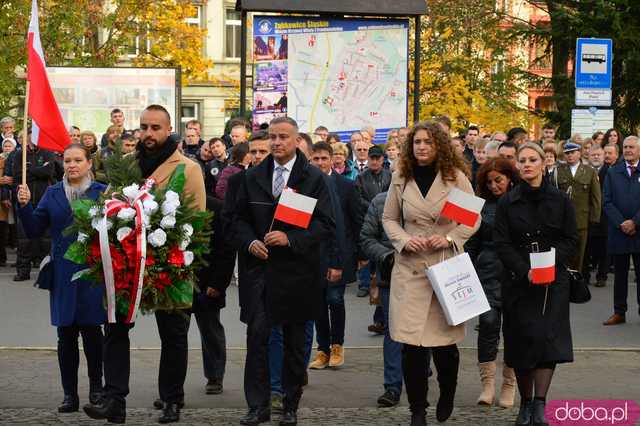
left=530, top=248, right=556, bottom=285
left=440, top=188, right=485, bottom=227
left=273, top=189, right=317, bottom=229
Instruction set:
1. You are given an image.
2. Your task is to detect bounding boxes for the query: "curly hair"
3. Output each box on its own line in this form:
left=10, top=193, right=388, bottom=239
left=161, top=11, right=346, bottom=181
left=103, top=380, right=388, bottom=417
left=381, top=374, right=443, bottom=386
left=475, top=157, right=519, bottom=201
left=398, top=120, right=469, bottom=182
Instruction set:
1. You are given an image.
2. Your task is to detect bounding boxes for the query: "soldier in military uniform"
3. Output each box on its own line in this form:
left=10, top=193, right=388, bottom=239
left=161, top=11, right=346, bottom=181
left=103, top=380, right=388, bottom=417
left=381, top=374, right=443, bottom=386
left=553, top=142, right=602, bottom=275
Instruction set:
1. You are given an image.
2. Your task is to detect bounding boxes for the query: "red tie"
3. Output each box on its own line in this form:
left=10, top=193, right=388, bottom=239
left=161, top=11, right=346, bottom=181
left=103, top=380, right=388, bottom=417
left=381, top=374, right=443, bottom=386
left=629, top=164, right=637, bottom=176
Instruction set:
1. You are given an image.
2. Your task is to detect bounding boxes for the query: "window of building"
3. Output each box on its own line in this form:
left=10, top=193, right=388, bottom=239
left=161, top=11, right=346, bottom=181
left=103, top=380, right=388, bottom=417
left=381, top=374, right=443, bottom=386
left=185, top=4, right=204, bottom=28
left=225, top=8, right=242, bottom=59
left=180, top=101, right=201, bottom=134
left=125, top=25, right=151, bottom=57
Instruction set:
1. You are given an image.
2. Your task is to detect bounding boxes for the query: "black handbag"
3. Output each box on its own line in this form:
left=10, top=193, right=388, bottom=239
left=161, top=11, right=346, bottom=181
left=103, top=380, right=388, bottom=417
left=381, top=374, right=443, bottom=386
left=34, top=255, right=54, bottom=290
left=567, top=268, right=591, bottom=304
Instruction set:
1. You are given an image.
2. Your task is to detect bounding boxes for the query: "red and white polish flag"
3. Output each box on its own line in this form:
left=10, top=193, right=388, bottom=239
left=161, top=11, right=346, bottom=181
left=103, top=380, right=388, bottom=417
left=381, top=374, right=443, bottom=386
left=273, top=188, right=317, bottom=229
left=530, top=248, right=556, bottom=285
left=440, top=187, right=485, bottom=227
left=27, top=0, right=70, bottom=152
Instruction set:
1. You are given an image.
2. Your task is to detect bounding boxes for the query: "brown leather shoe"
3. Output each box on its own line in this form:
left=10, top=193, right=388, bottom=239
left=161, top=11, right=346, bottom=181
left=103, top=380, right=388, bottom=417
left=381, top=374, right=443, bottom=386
left=603, top=313, right=626, bottom=325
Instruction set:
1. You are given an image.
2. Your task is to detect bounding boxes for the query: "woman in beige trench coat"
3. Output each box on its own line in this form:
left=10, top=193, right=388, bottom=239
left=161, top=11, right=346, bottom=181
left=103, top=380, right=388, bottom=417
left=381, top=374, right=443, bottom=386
left=382, top=121, right=479, bottom=426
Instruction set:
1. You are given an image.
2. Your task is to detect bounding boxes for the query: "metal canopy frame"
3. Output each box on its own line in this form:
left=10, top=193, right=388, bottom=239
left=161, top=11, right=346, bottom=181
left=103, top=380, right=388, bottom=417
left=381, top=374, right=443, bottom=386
left=235, top=0, right=426, bottom=127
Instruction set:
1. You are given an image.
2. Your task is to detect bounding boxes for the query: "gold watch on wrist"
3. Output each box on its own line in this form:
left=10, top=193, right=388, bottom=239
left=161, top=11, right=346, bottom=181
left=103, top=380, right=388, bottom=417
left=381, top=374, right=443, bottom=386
left=445, top=235, right=453, bottom=247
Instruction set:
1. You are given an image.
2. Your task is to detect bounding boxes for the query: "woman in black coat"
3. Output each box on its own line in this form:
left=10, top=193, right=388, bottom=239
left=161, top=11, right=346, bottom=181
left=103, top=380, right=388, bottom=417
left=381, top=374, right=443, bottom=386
left=465, top=158, right=519, bottom=409
left=493, top=143, right=578, bottom=426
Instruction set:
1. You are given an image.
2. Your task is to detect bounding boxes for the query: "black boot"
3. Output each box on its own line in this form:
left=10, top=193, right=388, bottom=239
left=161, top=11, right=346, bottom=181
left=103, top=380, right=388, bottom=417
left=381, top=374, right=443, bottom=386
left=532, top=398, right=549, bottom=426
left=58, top=395, right=79, bottom=413
left=515, top=399, right=533, bottom=426
left=83, top=397, right=126, bottom=424
left=158, top=402, right=180, bottom=424
left=410, top=410, right=427, bottom=426
left=434, top=345, right=459, bottom=422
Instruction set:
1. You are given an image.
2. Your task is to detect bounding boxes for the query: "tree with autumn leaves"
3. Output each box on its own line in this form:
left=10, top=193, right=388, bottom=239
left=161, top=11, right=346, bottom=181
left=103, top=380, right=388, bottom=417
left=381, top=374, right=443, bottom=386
left=0, top=0, right=211, bottom=117
left=412, top=0, right=542, bottom=135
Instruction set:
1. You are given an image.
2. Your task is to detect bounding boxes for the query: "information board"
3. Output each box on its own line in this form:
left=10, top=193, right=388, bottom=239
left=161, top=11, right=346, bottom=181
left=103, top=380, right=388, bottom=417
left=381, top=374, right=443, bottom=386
left=47, top=67, right=179, bottom=136
left=252, top=16, right=409, bottom=144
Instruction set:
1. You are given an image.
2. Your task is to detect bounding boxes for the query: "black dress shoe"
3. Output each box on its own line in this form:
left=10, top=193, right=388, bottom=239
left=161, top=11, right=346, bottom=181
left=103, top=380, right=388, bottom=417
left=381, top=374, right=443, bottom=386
left=205, top=378, right=223, bottom=394
left=154, top=398, right=184, bottom=410
left=58, top=395, right=79, bottom=413
left=158, top=403, right=180, bottom=424
left=436, top=383, right=456, bottom=422
left=12, top=274, right=29, bottom=282
left=83, top=398, right=126, bottom=424
left=240, top=407, right=271, bottom=425
left=279, top=409, right=298, bottom=426
left=532, top=399, right=549, bottom=426
left=515, top=399, right=534, bottom=426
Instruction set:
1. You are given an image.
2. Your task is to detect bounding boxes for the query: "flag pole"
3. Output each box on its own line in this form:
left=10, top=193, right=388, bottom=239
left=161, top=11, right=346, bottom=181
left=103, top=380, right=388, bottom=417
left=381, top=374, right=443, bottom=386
left=21, top=80, right=30, bottom=187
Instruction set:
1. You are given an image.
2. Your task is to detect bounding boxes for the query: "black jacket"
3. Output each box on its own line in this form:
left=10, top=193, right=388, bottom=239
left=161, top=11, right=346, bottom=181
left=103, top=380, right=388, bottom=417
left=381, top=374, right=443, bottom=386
left=328, top=173, right=361, bottom=283
left=359, top=192, right=394, bottom=287
left=233, top=151, right=335, bottom=323
left=464, top=201, right=503, bottom=308
left=494, top=180, right=578, bottom=369
left=355, top=168, right=391, bottom=222
left=11, top=146, right=56, bottom=207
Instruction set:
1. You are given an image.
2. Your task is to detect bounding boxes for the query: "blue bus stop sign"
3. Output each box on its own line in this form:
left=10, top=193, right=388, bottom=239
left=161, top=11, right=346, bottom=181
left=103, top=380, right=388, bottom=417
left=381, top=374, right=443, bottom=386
left=575, top=38, right=613, bottom=89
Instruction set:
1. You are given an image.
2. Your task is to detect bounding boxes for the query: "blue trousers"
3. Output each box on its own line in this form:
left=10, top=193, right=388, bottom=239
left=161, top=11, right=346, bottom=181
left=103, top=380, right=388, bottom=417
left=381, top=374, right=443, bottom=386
left=315, top=282, right=346, bottom=354
left=269, top=321, right=314, bottom=396
left=380, top=287, right=403, bottom=394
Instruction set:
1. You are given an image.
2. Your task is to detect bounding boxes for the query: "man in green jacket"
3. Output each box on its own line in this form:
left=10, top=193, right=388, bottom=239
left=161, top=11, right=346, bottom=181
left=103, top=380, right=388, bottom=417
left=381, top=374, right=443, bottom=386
left=554, top=142, right=602, bottom=276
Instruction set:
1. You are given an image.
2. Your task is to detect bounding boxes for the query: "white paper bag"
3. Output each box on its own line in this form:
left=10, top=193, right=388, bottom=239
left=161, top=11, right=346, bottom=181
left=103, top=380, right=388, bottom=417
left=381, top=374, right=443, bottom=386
left=425, top=252, right=491, bottom=326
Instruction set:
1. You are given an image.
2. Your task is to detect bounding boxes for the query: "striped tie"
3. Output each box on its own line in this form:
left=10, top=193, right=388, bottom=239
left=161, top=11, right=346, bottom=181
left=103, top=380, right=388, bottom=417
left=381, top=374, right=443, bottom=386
left=273, top=166, right=285, bottom=197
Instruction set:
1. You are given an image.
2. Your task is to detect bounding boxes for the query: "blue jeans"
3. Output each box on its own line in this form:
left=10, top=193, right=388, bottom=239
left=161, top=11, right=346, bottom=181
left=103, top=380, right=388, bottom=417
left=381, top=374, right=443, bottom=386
left=315, top=282, right=346, bottom=353
left=358, top=264, right=371, bottom=290
left=380, top=287, right=403, bottom=394
left=269, top=321, right=315, bottom=396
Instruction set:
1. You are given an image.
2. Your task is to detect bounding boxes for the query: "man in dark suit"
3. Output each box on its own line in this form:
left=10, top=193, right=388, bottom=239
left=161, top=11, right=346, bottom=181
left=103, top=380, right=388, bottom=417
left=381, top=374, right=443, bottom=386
left=234, top=117, right=335, bottom=425
left=602, top=136, right=640, bottom=325
left=308, top=142, right=362, bottom=369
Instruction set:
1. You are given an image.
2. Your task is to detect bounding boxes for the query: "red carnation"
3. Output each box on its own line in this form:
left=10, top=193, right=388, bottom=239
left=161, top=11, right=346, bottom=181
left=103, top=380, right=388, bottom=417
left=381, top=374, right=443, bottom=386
left=90, top=238, right=101, bottom=259
left=167, top=245, right=185, bottom=267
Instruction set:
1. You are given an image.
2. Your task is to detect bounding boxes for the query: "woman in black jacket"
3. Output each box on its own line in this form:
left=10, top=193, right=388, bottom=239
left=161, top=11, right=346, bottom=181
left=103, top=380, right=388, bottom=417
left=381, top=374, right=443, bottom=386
left=493, top=142, right=578, bottom=426
left=465, top=158, right=519, bottom=409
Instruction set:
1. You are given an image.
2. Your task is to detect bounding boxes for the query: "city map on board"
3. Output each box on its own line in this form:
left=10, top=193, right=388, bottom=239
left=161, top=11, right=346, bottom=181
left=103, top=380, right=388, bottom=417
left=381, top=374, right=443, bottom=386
left=253, top=17, right=408, bottom=142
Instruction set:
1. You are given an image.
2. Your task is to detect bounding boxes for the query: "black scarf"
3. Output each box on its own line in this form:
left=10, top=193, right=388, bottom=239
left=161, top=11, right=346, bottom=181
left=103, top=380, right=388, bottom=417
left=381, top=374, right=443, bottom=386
left=136, top=134, right=179, bottom=178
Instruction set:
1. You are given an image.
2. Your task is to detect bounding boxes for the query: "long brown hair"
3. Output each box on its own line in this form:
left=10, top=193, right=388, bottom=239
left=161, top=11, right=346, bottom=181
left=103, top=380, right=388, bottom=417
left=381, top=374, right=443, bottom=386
left=397, top=120, right=469, bottom=182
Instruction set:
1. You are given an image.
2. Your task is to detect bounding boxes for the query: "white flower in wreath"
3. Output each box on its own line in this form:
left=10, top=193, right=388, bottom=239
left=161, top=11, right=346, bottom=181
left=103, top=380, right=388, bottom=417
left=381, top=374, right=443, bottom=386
left=88, top=206, right=100, bottom=217
left=148, top=228, right=167, bottom=248
left=165, top=190, right=180, bottom=204
left=122, top=184, right=141, bottom=201
left=161, top=200, right=180, bottom=216
left=91, top=217, right=101, bottom=230
left=182, top=223, right=194, bottom=238
left=183, top=251, right=194, bottom=266
left=116, top=227, right=133, bottom=242
left=117, top=207, right=137, bottom=221
left=142, top=199, right=159, bottom=216
left=160, top=215, right=176, bottom=229
left=77, top=232, right=89, bottom=243
left=179, top=237, right=190, bottom=251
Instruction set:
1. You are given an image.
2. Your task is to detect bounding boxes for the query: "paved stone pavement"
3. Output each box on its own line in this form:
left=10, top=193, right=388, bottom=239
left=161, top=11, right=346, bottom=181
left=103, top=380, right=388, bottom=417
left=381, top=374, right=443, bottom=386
left=2, top=348, right=640, bottom=425
left=0, top=406, right=518, bottom=425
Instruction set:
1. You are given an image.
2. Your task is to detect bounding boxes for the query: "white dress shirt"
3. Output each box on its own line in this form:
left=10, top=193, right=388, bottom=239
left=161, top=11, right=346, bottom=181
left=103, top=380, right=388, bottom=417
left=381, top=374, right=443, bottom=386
left=273, top=155, right=297, bottom=190
left=569, top=162, right=580, bottom=177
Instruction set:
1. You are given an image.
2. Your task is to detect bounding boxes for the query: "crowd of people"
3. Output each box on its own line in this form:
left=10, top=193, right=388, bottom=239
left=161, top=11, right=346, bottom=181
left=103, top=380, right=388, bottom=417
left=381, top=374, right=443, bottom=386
left=3, top=106, right=640, bottom=426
